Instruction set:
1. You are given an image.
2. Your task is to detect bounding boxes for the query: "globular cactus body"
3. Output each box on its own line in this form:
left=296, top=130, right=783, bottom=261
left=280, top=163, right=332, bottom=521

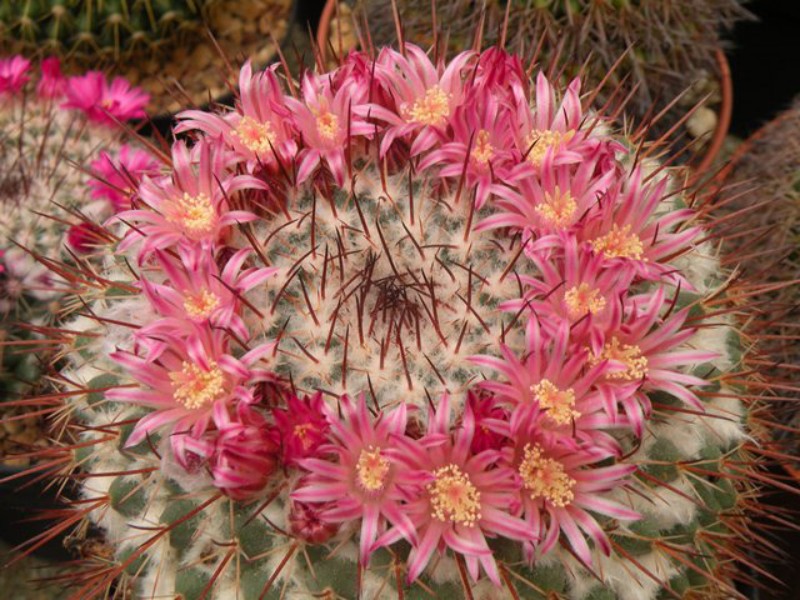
left=17, top=44, right=784, bottom=600
left=0, top=0, right=213, bottom=60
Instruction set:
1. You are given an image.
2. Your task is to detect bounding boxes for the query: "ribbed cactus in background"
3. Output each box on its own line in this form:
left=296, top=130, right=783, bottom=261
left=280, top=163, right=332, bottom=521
left=0, top=55, right=152, bottom=400
left=12, top=45, right=786, bottom=599
left=0, top=0, right=216, bottom=60
left=351, top=0, right=748, bottom=148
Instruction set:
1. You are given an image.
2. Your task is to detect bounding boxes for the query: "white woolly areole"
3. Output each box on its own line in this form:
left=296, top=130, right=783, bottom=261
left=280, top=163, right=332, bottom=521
left=564, top=547, right=679, bottom=600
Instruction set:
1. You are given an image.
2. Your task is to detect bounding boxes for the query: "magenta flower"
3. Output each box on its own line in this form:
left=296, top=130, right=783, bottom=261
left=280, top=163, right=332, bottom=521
left=89, top=145, right=160, bottom=212
left=463, top=391, right=509, bottom=455
left=376, top=394, right=532, bottom=585
left=292, top=394, right=417, bottom=565
left=67, top=222, right=106, bottom=254
left=0, top=55, right=30, bottom=95
left=289, top=502, right=340, bottom=544
left=209, top=402, right=280, bottom=500
left=360, top=44, right=474, bottom=157
left=272, top=392, right=330, bottom=466
left=504, top=420, right=639, bottom=566
left=108, top=330, right=275, bottom=448
left=176, top=62, right=297, bottom=169
left=63, top=71, right=149, bottom=124
left=469, top=47, right=528, bottom=106
left=116, top=140, right=263, bottom=259
left=285, top=71, right=373, bottom=185
left=138, top=246, right=278, bottom=340
left=36, top=57, right=65, bottom=99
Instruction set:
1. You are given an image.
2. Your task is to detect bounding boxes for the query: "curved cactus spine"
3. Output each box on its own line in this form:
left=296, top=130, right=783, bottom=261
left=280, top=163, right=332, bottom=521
left=5, top=44, right=795, bottom=600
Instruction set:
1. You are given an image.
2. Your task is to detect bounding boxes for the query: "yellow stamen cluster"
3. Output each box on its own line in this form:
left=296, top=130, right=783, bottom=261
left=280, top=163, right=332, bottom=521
left=470, top=129, right=494, bottom=167
left=535, top=188, right=577, bottom=228
left=232, top=116, right=275, bottom=155
left=407, top=86, right=450, bottom=127
left=591, top=224, right=645, bottom=260
left=519, top=444, right=575, bottom=508
left=564, top=283, right=607, bottom=318
left=293, top=424, right=315, bottom=449
left=183, top=289, right=221, bottom=320
left=356, top=446, right=391, bottom=492
left=170, top=360, right=225, bottom=410
left=531, top=379, right=580, bottom=425
left=592, top=337, right=649, bottom=380
left=526, top=129, right=574, bottom=167
left=168, top=193, right=216, bottom=239
left=428, top=464, right=481, bottom=527
left=316, top=111, right=340, bottom=142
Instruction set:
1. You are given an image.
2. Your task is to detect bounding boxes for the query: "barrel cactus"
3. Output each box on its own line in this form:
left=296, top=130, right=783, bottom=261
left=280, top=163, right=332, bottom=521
left=18, top=45, right=782, bottom=599
left=0, top=54, right=151, bottom=397
left=0, top=0, right=216, bottom=61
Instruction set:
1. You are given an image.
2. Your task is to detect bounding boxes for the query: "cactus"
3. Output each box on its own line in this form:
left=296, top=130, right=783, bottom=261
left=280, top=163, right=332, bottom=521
left=719, top=99, right=800, bottom=462
left=0, top=0, right=216, bottom=61
left=0, top=54, right=151, bottom=398
left=12, top=45, right=789, bottom=599
left=350, top=0, right=748, bottom=150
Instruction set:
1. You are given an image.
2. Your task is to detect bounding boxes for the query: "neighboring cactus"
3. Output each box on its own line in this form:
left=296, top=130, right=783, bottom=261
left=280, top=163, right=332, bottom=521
left=0, top=54, right=151, bottom=398
left=11, top=45, right=788, bottom=599
left=719, top=99, right=800, bottom=461
left=0, top=0, right=215, bottom=61
left=351, top=0, right=748, bottom=150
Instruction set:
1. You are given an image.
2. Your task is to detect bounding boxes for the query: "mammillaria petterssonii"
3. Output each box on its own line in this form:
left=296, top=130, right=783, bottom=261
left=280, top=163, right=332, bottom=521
left=20, top=45, right=782, bottom=599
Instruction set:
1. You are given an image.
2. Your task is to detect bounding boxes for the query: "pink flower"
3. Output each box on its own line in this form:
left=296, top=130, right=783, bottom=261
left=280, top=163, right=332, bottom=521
left=176, top=62, right=297, bottom=169
left=116, top=140, right=263, bottom=259
left=63, top=71, right=149, bottom=124
left=89, top=146, right=160, bottom=212
left=376, top=394, right=531, bottom=584
left=285, top=71, right=373, bottom=185
left=0, top=55, right=30, bottom=95
left=579, top=167, right=701, bottom=284
left=418, top=93, right=516, bottom=209
left=501, top=235, right=634, bottom=351
left=292, top=394, right=417, bottom=566
left=209, top=402, right=280, bottom=500
left=108, top=330, right=275, bottom=448
left=509, top=73, right=611, bottom=177
left=272, top=392, right=330, bottom=466
left=504, top=418, right=639, bottom=566
left=591, top=287, right=718, bottom=435
left=471, top=319, right=633, bottom=441
left=359, top=44, right=474, bottom=157
left=138, top=246, right=278, bottom=340
left=478, top=154, right=616, bottom=257
left=36, top=57, right=65, bottom=99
